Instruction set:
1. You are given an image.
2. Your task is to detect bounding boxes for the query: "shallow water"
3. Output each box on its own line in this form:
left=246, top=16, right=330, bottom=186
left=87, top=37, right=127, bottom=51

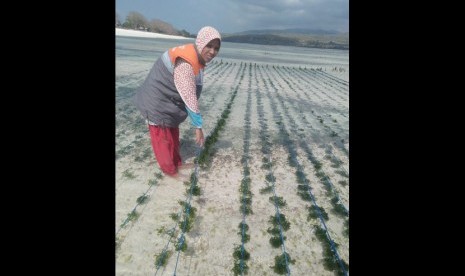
left=116, top=36, right=349, bottom=67
left=115, top=35, right=349, bottom=276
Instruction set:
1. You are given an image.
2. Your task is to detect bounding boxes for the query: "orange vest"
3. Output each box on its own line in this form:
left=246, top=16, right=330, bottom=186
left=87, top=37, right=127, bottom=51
left=168, top=44, right=204, bottom=75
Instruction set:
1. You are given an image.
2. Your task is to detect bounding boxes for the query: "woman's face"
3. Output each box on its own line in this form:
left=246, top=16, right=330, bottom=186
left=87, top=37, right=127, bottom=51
left=201, top=39, right=220, bottom=63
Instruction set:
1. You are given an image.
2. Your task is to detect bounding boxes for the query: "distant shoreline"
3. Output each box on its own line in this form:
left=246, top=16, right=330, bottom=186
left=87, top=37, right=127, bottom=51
left=115, top=28, right=348, bottom=51
left=115, top=28, right=191, bottom=40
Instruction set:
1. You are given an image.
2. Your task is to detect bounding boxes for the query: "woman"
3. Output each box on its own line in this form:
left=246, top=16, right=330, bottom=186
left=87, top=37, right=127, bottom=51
left=134, top=26, right=221, bottom=178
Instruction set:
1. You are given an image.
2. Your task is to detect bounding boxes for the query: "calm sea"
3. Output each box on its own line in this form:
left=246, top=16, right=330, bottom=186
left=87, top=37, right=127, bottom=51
left=115, top=35, right=349, bottom=68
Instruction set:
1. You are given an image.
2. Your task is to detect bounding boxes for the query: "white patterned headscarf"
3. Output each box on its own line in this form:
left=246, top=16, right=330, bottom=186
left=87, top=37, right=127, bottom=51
left=195, top=26, right=221, bottom=53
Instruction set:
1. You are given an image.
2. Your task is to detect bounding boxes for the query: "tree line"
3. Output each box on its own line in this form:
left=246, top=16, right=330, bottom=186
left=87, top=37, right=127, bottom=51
left=115, top=11, right=194, bottom=38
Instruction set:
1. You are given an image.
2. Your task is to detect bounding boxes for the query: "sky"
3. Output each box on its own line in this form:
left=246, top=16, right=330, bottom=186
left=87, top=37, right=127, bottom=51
left=115, top=0, right=349, bottom=35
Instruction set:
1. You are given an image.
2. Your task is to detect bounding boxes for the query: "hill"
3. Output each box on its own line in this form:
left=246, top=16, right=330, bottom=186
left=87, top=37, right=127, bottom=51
left=222, top=29, right=349, bottom=50
left=235, top=28, right=340, bottom=35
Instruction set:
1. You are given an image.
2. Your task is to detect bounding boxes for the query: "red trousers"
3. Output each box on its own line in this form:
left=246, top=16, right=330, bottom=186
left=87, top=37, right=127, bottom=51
left=148, top=125, right=182, bottom=176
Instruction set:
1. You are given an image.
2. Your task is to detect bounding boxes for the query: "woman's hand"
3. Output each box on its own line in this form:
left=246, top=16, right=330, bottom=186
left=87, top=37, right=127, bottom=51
left=195, top=128, right=204, bottom=146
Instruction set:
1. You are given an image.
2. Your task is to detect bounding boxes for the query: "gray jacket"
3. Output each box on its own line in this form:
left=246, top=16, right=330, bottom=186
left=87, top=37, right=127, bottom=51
left=133, top=51, right=203, bottom=128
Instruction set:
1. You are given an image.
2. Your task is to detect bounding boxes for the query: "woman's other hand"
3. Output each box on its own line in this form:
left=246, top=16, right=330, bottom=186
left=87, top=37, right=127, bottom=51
left=195, top=128, right=204, bottom=146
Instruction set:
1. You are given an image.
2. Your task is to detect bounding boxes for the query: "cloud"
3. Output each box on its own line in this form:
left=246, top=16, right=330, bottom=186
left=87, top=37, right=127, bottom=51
left=115, top=0, right=348, bottom=34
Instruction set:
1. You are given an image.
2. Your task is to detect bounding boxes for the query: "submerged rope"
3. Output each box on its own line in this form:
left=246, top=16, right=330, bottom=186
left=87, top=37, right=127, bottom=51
left=154, top=145, right=202, bottom=276
left=268, top=155, right=291, bottom=276
left=289, top=152, right=348, bottom=276
left=172, top=145, right=202, bottom=276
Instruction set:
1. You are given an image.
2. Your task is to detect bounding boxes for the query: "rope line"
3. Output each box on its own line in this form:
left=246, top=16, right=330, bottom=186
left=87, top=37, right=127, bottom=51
left=289, top=153, right=348, bottom=276
left=263, top=65, right=347, bottom=275
left=307, top=187, right=348, bottom=276
left=172, top=145, right=202, bottom=276
left=268, top=155, right=291, bottom=276
left=238, top=79, right=253, bottom=276
left=116, top=170, right=162, bottom=237
left=154, top=143, right=204, bottom=276
left=154, top=229, right=176, bottom=274
left=261, top=65, right=346, bottom=275
left=239, top=172, right=248, bottom=274
left=253, top=64, right=291, bottom=275
left=240, top=162, right=248, bottom=275
left=116, top=122, right=165, bottom=237
left=329, top=144, right=349, bottom=177
left=323, top=174, right=349, bottom=215
left=154, top=207, right=184, bottom=275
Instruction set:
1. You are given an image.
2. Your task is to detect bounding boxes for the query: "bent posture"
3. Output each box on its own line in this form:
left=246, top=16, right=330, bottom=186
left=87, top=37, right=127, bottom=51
left=134, top=26, right=221, bottom=177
